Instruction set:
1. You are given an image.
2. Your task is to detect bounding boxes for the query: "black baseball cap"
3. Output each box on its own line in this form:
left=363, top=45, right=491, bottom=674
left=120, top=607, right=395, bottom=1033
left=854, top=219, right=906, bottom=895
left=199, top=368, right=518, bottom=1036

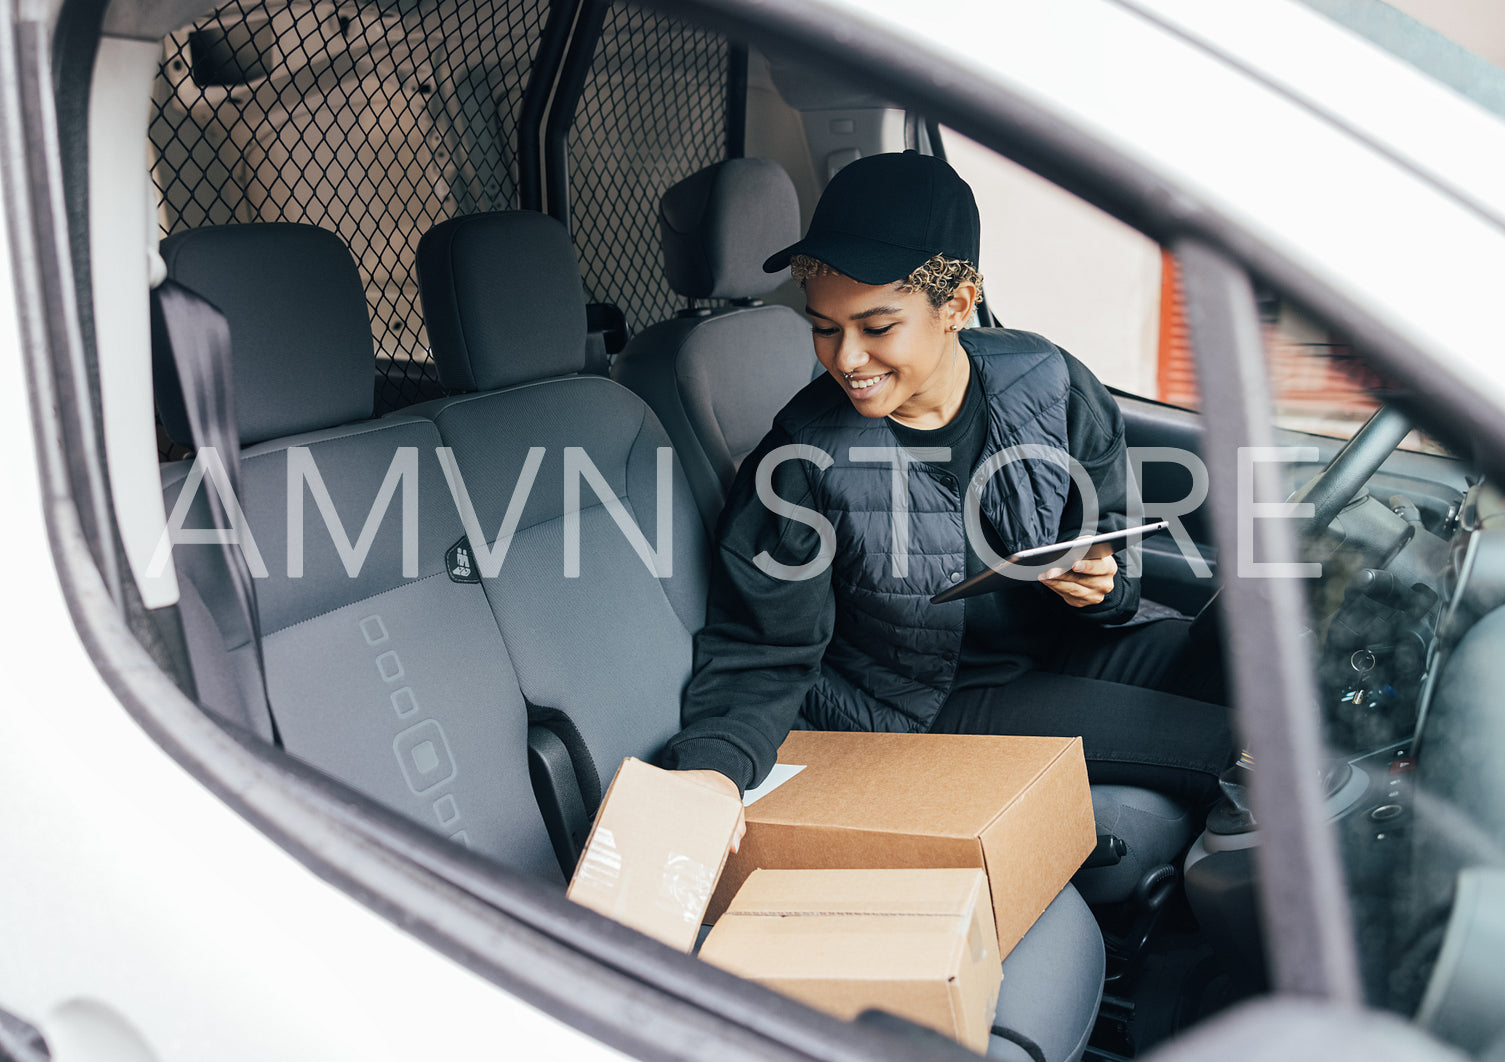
left=762, top=150, right=980, bottom=284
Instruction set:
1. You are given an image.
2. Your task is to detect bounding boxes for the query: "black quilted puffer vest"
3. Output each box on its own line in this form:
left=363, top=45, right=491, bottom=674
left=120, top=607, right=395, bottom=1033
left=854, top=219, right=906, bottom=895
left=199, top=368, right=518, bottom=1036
left=776, top=328, right=1073, bottom=733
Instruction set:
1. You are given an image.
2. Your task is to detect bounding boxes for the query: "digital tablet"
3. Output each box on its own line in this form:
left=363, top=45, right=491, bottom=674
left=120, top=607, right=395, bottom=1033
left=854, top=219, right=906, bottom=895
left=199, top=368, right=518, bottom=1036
left=929, top=520, right=1171, bottom=604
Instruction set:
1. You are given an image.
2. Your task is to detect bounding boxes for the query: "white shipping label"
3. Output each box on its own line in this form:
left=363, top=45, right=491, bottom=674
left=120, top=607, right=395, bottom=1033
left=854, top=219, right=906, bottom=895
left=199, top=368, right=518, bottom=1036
left=743, top=763, right=806, bottom=806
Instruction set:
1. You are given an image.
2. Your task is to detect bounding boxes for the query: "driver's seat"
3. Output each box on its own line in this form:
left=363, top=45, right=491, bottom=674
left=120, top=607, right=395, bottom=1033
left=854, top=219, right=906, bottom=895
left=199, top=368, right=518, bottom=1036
left=612, top=156, right=816, bottom=530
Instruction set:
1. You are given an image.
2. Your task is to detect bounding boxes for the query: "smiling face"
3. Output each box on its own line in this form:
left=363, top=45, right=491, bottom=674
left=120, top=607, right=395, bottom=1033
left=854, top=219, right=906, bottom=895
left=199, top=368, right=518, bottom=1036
left=804, top=270, right=976, bottom=429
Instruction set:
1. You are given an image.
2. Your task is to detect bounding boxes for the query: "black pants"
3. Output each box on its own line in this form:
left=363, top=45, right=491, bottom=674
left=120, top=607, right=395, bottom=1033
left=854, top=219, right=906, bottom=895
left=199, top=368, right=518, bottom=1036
left=929, top=617, right=1234, bottom=804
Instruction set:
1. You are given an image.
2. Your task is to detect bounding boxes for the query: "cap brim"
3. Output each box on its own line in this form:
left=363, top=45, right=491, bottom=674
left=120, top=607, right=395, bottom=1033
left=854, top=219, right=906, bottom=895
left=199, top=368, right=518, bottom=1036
left=762, top=231, right=934, bottom=286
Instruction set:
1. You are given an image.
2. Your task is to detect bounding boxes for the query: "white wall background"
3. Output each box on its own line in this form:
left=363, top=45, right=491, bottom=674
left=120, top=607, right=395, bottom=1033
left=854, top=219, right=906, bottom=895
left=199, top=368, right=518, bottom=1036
left=945, top=131, right=1164, bottom=398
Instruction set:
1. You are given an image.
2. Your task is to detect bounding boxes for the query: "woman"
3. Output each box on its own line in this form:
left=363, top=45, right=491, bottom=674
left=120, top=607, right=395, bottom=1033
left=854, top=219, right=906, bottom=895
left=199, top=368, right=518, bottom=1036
left=663, top=151, right=1230, bottom=844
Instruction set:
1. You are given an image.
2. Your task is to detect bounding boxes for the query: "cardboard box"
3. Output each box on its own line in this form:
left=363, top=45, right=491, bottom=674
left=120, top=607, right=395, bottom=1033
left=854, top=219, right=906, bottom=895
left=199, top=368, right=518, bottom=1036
left=700, top=868, right=1002, bottom=1052
left=710, top=732, right=1094, bottom=959
left=567, top=758, right=742, bottom=952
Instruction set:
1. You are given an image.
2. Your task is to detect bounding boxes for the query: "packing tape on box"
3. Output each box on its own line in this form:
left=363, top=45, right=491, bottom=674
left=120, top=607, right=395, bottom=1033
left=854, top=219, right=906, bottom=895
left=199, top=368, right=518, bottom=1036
left=968, top=913, right=992, bottom=964
left=577, top=826, right=623, bottom=889
left=722, top=909, right=994, bottom=962
left=657, top=852, right=716, bottom=925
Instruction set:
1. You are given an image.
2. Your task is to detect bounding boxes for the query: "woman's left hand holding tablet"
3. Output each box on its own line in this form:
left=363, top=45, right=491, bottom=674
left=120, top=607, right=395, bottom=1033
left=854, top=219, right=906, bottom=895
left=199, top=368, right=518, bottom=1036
left=1039, top=542, right=1117, bottom=607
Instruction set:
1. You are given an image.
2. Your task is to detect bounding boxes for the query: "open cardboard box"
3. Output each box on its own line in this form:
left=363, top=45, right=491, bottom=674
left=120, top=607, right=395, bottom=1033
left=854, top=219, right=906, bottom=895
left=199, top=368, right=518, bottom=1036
left=566, top=757, right=742, bottom=952
left=700, top=868, right=1003, bottom=1052
left=712, top=732, right=1095, bottom=959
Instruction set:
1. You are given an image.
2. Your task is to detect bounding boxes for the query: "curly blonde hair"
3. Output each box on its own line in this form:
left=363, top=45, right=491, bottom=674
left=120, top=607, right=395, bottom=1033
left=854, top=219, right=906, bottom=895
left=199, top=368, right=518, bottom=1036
left=789, top=253, right=984, bottom=310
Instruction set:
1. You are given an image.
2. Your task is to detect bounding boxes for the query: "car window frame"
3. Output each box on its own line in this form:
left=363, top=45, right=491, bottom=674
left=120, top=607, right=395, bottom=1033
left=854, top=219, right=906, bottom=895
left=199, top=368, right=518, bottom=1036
left=22, top=0, right=1505, bottom=1050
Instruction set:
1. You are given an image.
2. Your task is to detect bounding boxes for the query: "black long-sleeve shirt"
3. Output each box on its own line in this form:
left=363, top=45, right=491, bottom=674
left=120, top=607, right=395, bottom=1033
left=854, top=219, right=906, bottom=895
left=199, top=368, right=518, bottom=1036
left=662, top=350, right=1137, bottom=791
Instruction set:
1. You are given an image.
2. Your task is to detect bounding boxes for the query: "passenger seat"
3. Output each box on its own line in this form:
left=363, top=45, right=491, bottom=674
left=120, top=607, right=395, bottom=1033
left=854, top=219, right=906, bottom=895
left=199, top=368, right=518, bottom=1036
left=156, top=222, right=561, bottom=881
left=413, top=208, right=1105, bottom=1062
left=612, top=158, right=816, bottom=528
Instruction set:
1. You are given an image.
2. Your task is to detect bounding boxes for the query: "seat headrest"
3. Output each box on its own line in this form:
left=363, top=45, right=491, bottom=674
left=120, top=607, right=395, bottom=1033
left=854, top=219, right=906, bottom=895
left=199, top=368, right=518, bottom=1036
left=417, top=211, right=587, bottom=392
left=157, top=223, right=374, bottom=446
left=659, top=158, right=800, bottom=301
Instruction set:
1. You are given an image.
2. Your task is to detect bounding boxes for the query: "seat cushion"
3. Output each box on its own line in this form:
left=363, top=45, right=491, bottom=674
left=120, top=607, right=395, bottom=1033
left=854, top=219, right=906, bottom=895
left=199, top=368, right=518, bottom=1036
left=990, top=885, right=1105, bottom=1062
left=163, top=415, right=561, bottom=880
left=1073, top=784, right=1196, bottom=905
left=614, top=304, right=815, bottom=527
left=411, top=375, right=709, bottom=791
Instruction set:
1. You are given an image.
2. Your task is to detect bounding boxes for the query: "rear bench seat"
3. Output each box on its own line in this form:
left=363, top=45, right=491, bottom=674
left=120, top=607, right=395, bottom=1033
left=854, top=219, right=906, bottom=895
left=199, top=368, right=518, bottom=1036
left=156, top=222, right=560, bottom=881
left=412, top=209, right=1105, bottom=1062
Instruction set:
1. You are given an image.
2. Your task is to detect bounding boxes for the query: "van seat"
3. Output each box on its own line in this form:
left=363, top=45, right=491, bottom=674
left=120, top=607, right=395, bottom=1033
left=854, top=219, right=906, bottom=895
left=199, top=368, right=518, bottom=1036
left=156, top=222, right=560, bottom=881
left=611, top=158, right=816, bottom=528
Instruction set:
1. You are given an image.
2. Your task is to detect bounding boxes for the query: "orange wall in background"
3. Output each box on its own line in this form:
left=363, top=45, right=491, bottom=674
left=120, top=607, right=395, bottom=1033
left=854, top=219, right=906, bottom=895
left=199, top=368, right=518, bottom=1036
left=1156, top=249, right=1198, bottom=409
left=1154, top=248, right=1380, bottom=428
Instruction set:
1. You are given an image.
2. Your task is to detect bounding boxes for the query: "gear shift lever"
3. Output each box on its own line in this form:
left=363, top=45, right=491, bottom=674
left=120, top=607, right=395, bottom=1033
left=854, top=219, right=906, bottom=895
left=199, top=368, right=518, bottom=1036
left=1209, top=750, right=1257, bottom=834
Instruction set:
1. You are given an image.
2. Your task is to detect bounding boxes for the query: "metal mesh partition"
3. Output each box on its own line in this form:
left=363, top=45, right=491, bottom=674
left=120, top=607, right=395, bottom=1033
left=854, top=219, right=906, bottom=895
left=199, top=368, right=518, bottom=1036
left=568, top=2, right=728, bottom=334
left=149, top=0, right=549, bottom=426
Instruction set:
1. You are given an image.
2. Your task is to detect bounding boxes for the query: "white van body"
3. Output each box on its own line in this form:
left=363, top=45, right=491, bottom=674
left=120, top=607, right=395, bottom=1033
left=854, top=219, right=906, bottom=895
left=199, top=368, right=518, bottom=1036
left=2, top=0, right=1501, bottom=1058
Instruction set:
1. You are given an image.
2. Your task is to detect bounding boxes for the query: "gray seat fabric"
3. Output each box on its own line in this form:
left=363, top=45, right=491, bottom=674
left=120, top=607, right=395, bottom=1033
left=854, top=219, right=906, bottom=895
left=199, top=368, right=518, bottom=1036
left=158, top=223, right=374, bottom=446
left=414, top=208, right=1104, bottom=1059
left=612, top=158, right=816, bottom=527
left=412, top=210, right=709, bottom=785
left=991, top=886, right=1106, bottom=1062
left=157, top=222, right=561, bottom=882
left=416, top=208, right=589, bottom=393
left=1074, top=784, right=1196, bottom=905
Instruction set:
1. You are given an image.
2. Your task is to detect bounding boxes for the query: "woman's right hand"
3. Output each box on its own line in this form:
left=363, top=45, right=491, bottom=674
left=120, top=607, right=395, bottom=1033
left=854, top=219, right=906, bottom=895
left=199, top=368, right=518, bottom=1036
left=680, top=769, right=747, bottom=854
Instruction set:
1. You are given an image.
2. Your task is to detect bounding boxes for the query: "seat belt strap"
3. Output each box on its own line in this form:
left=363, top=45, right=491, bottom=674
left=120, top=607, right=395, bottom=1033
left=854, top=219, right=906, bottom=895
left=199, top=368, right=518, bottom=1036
left=151, top=279, right=280, bottom=744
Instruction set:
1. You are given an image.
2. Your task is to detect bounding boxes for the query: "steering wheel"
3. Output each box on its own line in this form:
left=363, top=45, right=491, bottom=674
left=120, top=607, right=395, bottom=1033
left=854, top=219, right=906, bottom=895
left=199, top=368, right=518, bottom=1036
left=1292, top=404, right=1414, bottom=533
left=1189, top=405, right=1414, bottom=633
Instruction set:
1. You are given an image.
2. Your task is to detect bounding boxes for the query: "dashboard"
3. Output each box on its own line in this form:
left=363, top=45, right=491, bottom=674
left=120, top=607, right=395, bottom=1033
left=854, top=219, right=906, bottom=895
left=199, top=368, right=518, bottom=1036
left=1187, top=443, right=1505, bottom=1020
